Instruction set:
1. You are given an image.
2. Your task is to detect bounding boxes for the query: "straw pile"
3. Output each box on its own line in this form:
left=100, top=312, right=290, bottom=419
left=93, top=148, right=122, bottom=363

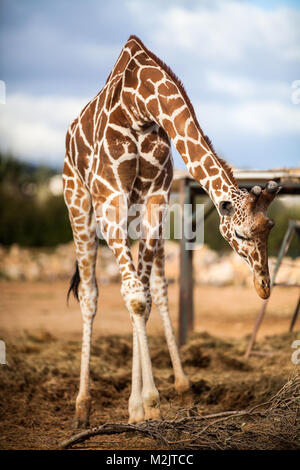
left=59, top=373, right=300, bottom=450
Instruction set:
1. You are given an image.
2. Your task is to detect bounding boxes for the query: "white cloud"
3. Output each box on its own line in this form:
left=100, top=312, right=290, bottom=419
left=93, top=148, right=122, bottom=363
left=1, top=0, right=300, bottom=168
left=195, top=100, right=300, bottom=137
left=205, top=71, right=291, bottom=101
left=231, top=101, right=300, bottom=136
left=146, top=1, right=300, bottom=63
left=1, top=91, right=299, bottom=168
left=0, top=94, right=89, bottom=164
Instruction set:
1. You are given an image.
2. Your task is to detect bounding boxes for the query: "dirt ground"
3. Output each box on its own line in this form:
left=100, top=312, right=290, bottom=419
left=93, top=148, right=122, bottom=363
left=0, top=281, right=299, bottom=450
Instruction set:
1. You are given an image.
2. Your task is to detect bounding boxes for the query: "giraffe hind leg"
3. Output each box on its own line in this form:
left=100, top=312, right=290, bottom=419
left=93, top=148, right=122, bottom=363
left=150, top=238, right=190, bottom=393
left=64, top=163, right=99, bottom=429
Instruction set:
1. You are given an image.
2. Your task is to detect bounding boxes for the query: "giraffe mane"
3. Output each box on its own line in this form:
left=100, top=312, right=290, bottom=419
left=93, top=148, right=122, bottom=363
left=128, top=35, right=238, bottom=188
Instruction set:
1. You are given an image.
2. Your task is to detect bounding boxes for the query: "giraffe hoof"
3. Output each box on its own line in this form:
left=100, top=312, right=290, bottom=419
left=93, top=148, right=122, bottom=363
left=74, top=396, right=91, bottom=429
left=144, top=406, right=161, bottom=421
left=128, top=395, right=145, bottom=424
left=175, top=376, right=190, bottom=394
left=143, top=392, right=161, bottom=421
left=128, top=400, right=145, bottom=424
left=72, top=415, right=90, bottom=430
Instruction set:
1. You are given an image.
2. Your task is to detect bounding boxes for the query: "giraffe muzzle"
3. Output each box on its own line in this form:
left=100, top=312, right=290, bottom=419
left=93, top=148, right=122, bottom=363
left=253, top=273, right=270, bottom=299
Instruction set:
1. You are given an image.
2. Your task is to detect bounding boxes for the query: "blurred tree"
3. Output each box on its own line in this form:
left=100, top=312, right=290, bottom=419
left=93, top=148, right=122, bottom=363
left=0, top=152, right=72, bottom=246
left=268, top=199, right=300, bottom=258
left=0, top=152, right=299, bottom=255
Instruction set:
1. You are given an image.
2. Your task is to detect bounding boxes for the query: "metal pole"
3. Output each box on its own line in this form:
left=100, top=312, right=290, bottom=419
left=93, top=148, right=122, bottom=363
left=187, top=190, right=195, bottom=336
left=271, top=220, right=296, bottom=285
left=289, top=295, right=300, bottom=332
left=244, top=299, right=268, bottom=359
left=178, top=178, right=194, bottom=346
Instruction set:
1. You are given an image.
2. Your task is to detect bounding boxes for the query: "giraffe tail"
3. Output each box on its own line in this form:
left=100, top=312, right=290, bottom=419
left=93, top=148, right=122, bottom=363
left=67, top=261, right=80, bottom=303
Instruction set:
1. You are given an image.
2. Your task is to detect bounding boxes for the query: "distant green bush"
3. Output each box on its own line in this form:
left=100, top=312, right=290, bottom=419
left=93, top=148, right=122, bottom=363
left=0, top=152, right=72, bottom=247
left=0, top=189, right=73, bottom=247
left=0, top=152, right=299, bottom=256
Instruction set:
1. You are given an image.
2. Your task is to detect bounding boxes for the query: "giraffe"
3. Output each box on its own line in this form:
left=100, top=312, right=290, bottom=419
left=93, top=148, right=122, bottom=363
left=63, top=35, right=280, bottom=428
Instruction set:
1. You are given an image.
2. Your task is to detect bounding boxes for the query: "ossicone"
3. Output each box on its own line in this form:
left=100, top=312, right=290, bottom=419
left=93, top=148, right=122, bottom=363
left=250, top=186, right=262, bottom=197
left=248, top=180, right=281, bottom=212
left=265, top=181, right=281, bottom=194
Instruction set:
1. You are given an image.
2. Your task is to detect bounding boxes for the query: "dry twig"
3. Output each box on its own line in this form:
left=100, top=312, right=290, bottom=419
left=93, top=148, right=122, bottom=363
left=59, top=374, right=300, bottom=450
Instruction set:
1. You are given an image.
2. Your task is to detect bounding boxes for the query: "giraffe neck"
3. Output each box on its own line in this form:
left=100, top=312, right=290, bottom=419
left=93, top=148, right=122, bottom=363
left=119, top=36, right=238, bottom=209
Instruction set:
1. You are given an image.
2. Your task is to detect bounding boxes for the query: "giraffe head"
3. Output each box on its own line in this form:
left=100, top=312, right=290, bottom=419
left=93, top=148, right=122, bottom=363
left=218, top=181, right=280, bottom=299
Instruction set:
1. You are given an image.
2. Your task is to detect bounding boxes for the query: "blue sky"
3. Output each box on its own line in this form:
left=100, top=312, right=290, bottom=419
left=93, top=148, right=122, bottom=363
left=0, top=0, right=299, bottom=170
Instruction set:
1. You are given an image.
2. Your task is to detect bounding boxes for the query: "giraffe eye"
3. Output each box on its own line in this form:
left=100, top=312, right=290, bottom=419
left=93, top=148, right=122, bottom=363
left=235, top=229, right=249, bottom=241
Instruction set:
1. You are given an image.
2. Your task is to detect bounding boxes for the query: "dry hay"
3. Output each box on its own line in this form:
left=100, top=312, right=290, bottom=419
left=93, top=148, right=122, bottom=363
left=1, top=331, right=298, bottom=450
left=59, top=373, right=300, bottom=450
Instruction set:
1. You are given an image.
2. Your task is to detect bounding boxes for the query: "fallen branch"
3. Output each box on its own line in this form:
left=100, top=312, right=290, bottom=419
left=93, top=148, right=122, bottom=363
left=58, top=374, right=300, bottom=450
left=59, top=422, right=169, bottom=449
left=59, top=409, right=248, bottom=449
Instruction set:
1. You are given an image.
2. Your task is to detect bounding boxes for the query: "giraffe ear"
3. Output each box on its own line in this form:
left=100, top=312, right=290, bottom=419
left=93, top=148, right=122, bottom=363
left=219, top=200, right=235, bottom=217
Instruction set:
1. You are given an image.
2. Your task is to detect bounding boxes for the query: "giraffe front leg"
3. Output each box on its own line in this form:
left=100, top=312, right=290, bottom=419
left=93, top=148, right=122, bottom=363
left=132, top=313, right=160, bottom=421
left=126, top=282, right=158, bottom=423
left=132, top=200, right=175, bottom=421
left=122, top=277, right=160, bottom=423
left=128, top=325, right=144, bottom=424
left=95, top=195, right=160, bottom=423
